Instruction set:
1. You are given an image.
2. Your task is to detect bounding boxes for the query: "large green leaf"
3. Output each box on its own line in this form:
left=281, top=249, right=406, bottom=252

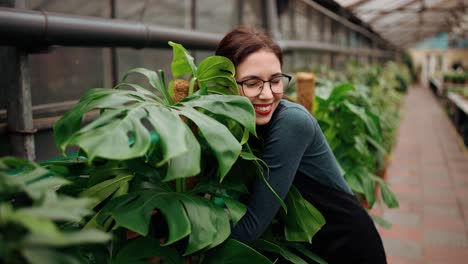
left=96, top=190, right=233, bottom=255
left=370, top=175, right=399, bottom=208
left=80, top=173, right=134, bottom=208
left=145, top=106, right=195, bottom=167
left=123, top=67, right=172, bottom=104
left=181, top=195, right=229, bottom=255
left=54, top=88, right=146, bottom=153
left=202, top=239, right=272, bottom=264
left=0, top=158, right=110, bottom=263
left=163, top=121, right=201, bottom=181
left=168, top=41, right=197, bottom=78
left=67, top=107, right=151, bottom=161
left=112, top=236, right=183, bottom=264
left=325, top=83, right=353, bottom=103
left=24, top=229, right=110, bottom=247
left=221, top=196, right=247, bottom=225
left=280, top=186, right=325, bottom=243
left=359, top=173, right=376, bottom=208
left=240, top=151, right=287, bottom=212
left=188, top=180, right=248, bottom=225
left=181, top=94, right=256, bottom=136
left=18, top=192, right=94, bottom=222
left=251, top=240, right=308, bottom=264
left=177, top=107, right=241, bottom=181
left=197, top=56, right=238, bottom=94
left=96, top=191, right=191, bottom=246
left=285, top=243, right=328, bottom=264
left=344, top=101, right=378, bottom=138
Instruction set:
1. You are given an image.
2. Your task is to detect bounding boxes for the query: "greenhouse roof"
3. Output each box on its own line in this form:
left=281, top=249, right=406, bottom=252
left=335, top=0, right=468, bottom=48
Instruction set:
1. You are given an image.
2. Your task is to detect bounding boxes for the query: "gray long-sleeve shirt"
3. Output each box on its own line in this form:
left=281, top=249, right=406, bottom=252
left=230, top=99, right=352, bottom=242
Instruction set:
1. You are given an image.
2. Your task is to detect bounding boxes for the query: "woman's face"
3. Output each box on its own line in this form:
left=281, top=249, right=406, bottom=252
left=235, top=50, right=283, bottom=125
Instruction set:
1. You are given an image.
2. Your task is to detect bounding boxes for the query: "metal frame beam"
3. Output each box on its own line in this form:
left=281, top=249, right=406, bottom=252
left=346, top=0, right=372, bottom=10
left=300, top=0, right=391, bottom=48
left=367, top=0, right=420, bottom=24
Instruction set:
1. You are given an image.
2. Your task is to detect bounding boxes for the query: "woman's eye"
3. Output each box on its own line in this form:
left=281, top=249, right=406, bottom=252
left=244, top=80, right=262, bottom=87
left=270, top=77, right=282, bottom=84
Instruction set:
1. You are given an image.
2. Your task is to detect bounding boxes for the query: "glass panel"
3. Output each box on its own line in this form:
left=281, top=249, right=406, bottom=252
left=197, top=0, right=238, bottom=33
left=309, top=9, right=322, bottom=41
left=35, top=130, right=62, bottom=161
left=334, top=54, right=347, bottom=71
left=283, top=53, right=294, bottom=73
left=279, top=1, right=294, bottom=39
left=349, top=31, right=358, bottom=48
left=29, top=47, right=108, bottom=107
left=293, top=51, right=311, bottom=70
left=117, top=48, right=173, bottom=85
left=243, top=0, right=264, bottom=30
left=27, top=0, right=109, bottom=17
left=117, top=0, right=187, bottom=29
left=322, top=16, right=332, bottom=43
left=321, top=53, right=332, bottom=68
left=294, top=0, right=308, bottom=41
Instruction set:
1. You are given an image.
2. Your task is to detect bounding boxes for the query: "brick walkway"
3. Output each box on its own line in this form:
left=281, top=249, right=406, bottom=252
left=373, top=84, right=468, bottom=263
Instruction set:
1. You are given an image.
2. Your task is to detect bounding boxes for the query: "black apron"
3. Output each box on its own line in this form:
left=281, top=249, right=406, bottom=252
left=294, top=173, right=387, bottom=264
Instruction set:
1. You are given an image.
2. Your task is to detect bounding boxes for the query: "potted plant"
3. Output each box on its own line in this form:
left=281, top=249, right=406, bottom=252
left=2, top=42, right=327, bottom=263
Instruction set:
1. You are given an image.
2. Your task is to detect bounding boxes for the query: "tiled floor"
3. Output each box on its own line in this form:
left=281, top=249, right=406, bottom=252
left=372, top=84, right=468, bottom=264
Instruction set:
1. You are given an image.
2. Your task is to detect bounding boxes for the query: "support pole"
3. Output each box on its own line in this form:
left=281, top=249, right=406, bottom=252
left=6, top=50, right=35, bottom=160
left=1, top=0, right=35, bottom=160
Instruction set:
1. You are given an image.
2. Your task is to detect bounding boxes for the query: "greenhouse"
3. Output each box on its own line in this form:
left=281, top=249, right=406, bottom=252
left=0, top=0, right=467, bottom=263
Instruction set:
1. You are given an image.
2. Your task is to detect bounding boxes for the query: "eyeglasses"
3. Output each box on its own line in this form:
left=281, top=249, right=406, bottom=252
left=236, top=74, right=291, bottom=97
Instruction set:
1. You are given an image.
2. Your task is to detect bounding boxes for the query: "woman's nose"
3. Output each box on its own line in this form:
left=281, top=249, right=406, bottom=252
left=258, top=83, right=274, bottom=99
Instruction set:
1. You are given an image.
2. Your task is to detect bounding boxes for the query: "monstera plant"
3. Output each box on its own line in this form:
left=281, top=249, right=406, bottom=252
left=1, top=42, right=327, bottom=263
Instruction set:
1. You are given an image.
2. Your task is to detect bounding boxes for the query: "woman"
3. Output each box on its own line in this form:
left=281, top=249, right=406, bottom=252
left=215, top=26, right=387, bottom=264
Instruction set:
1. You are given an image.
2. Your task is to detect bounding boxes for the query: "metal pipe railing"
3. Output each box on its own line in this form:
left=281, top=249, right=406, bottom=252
left=0, top=7, right=221, bottom=50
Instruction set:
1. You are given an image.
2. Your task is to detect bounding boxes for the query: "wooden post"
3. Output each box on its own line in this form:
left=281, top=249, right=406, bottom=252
left=296, top=72, right=315, bottom=113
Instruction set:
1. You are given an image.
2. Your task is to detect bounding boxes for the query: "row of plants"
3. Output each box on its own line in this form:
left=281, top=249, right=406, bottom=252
left=1, top=43, right=328, bottom=264
left=287, top=61, right=409, bottom=218
left=443, top=71, right=468, bottom=84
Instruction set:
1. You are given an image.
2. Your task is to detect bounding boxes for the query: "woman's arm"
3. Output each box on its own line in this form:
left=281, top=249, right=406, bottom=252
left=230, top=105, right=317, bottom=242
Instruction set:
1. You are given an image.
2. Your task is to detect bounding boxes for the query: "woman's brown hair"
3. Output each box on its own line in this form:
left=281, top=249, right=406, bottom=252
left=215, top=26, right=283, bottom=67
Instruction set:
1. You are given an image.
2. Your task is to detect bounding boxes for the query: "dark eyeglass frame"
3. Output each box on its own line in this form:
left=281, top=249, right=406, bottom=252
left=236, top=73, right=292, bottom=97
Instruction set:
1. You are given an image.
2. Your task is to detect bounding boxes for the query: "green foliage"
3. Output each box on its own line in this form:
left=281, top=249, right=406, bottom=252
left=251, top=240, right=327, bottom=264
left=447, top=86, right=468, bottom=99
left=0, top=42, right=328, bottom=263
left=444, top=72, right=468, bottom=84
left=313, top=61, right=405, bottom=211
left=279, top=186, right=325, bottom=242
left=402, top=52, right=417, bottom=82
left=0, top=157, right=110, bottom=264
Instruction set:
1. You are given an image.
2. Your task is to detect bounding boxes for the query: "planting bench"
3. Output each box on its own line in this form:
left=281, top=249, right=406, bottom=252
left=447, top=92, right=468, bottom=146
